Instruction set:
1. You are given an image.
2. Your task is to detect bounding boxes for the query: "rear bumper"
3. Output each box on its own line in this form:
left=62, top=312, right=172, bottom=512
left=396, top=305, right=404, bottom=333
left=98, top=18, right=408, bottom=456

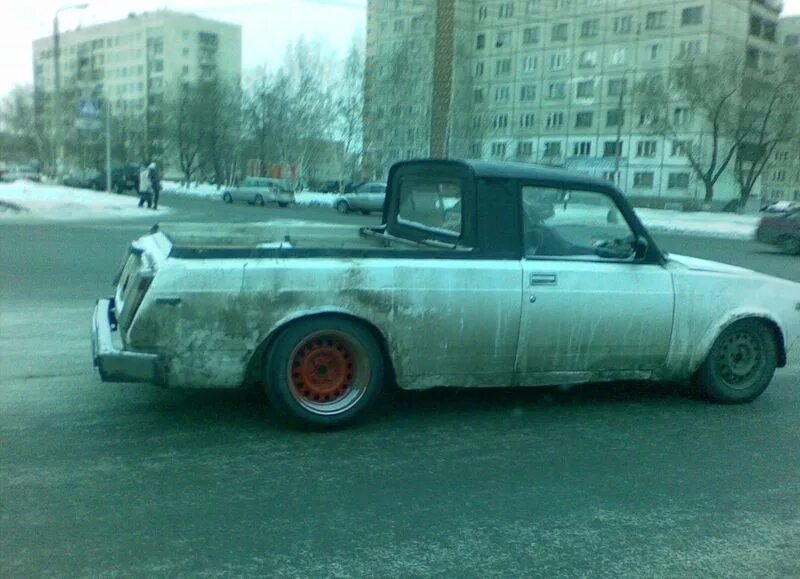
left=92, top=298, right=164, bottom=384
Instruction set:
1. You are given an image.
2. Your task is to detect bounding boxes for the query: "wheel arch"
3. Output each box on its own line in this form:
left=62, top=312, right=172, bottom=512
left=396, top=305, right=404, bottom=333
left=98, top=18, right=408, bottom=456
left=336, top=198, right=351, bottom=211
left=691, top=313, right=787, bottom=373
left=242, top=309, right=396, bottom=388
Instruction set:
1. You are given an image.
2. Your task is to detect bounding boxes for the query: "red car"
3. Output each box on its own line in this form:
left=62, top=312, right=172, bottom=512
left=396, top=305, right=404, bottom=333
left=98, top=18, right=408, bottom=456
left=756, top=209, right=800, bottom=254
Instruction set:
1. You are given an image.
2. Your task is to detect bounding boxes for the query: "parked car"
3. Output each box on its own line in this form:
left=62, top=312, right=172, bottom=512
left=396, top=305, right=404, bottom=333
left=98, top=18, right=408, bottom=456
left=0, top=165, right=41, bottom=183
left=756, top=209, right=800, bottom=254
left=62, top=169, right=102, bottom=189
left=335, top=182, right=387, bottom=214
left=761, top=200, right=800, bottom=214
left=93, top=159, right=800, bottom=428
left=84, top=164, right=141, bottom=193
left=221, top=177, right=295, bottom=207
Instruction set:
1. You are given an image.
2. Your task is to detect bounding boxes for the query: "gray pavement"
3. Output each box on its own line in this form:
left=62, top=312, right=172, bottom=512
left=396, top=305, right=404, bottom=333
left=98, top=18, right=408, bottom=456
left=2, top=194, right=799, bottom=577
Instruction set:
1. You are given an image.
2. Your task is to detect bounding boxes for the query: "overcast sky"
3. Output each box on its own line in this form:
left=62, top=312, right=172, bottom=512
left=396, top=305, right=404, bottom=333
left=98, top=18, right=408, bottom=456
left=1, top=0, right=799, bottom=97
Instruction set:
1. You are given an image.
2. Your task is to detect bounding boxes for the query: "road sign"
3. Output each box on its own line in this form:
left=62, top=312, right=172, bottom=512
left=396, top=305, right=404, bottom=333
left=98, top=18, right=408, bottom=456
left=78, top=99, right=101, bottom=119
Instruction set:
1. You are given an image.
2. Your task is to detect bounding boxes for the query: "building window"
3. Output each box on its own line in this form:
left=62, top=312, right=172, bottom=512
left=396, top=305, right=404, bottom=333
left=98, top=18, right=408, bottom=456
left=551, top=23, right=568, bottom=42
left=634, top=172, right=655, bottom=188
left=496, top=31, right=512, bottom=47
left=520, top=113, right=536, bottom=128
left=580, top=19, right=599, bottom=38
left=478, top=6, right=488, bottom=20
left=646, top=11, right=667, bottom=30
left=608, top=78, right=627, bottom=97
left=650, top=43, right=662, bottom=60
left=681, top=6, right=703, bottom=26
left=679, top=40, right=702, bottom=58
left=525, top=0, right=541, bottom=14
left=473, top=88, right=484, bottom=103
left=475, top=61, right=484, bottom=77
left=393, top=20, right=405, bottom=33
left=606, top=109, right=624, bottom=127
left=746, top=47, right=760, bottom=69
left=473, top=116, right=483, bottom=130
left=476, top=34, right=486, bottom=50
left=550, top=53, right=566, bottom=70
left=470, top=142, right=482, bottom=156
left=673, top=107, right=692, bottom=126
left=579, top=50, right=597, bottom=68
left=492, top=114, right=509, bottom=129
left=522, top=56, right=538, bottom=73
left=785, top=33, right=800, bottom=47
left=573, top=141, right=592, bottom=156
left=636, top=141, right=657, bottom=157
left=610, top=48, right=628, bottom=66
left=495, top=58, right=512, bottom=75
left=495, top=86, right=510, bottom=101
left=774, top=170, right=786, bottom=182
left=523, top=27, right=540, bottom=44
left=546, top=112, right=564, bottom=128
left=520, top=85, right=537, bottom=101
left=491, top=142, right=507, bottom=157
left=576, top=80, right=594, bottom=98
left=604, top=141, right=623, bottom=157
left=499, top=2, right=514, bottom=18
left=543, top=141, right=562, bottom=157
left=668, top=172, right=690, bottom=188
left=575, top=112, right=593, bottom=128
left=613, top=16, right=632, bottom=34
left=547, top=82, right=566, bottom=99
left=517, top=141, right=534, bottom=157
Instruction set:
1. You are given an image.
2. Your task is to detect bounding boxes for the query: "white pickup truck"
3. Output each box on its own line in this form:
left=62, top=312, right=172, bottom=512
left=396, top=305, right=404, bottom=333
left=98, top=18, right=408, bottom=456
left=93, top=159, right=800, bottom=427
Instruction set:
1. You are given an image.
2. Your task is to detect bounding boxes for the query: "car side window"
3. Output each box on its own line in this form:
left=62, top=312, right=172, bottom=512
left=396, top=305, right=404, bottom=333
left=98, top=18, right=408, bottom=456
left=522, top=186, right=636, bottom=260
left=397, top=178, right=462, bottom=237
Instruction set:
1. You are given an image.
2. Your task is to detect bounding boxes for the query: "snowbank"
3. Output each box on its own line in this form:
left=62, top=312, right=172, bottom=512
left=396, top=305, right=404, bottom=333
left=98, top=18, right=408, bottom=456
left=162, top=180, right=338, bottom=207
left=636, top=208, right=758, bottom=240
left=0, top=180, right=171, bottom=221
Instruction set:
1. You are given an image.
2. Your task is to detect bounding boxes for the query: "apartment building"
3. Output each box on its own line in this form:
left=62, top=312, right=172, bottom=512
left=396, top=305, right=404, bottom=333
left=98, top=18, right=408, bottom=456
left=365, top=0, right=786, bottom=202
left=33, top=10, right=241, bottom=168
left=762, top=15, right=800, bottom=202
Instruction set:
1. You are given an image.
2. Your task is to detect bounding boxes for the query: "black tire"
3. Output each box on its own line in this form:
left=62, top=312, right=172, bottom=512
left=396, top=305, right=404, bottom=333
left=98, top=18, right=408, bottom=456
left=264, top=316, right=385, bottom=428
left=222, top=191, right=233, bottom=204
left=336, top=200, right=349, bottom=214
left=361, top=210, right=370, bottom=215
left=777, top=235, right=800, bottom=255
left=694, top=319, right=778, bottom=404
left=255, top=194, right=265, bottom=207
left=278, top=202, right=288, bottom=208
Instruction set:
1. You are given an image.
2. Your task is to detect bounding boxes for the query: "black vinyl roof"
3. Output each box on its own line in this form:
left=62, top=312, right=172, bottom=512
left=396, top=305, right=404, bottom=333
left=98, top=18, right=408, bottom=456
left=394, top=158, right=616, bottom=191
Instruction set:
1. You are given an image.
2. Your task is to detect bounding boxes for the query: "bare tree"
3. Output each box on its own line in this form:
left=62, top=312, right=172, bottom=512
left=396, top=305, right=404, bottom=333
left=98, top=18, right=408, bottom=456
left=0, top=85, right=46, bottom=165
left=637, top=54, right=749, bottom=203
left=734, top=67, right=800, bottom=207
left=331, top=37, right=365, bottom=191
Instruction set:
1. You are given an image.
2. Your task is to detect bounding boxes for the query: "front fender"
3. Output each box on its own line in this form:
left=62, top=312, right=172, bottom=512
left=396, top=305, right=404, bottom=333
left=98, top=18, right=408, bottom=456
left=689, top=309, right=787, bottom=374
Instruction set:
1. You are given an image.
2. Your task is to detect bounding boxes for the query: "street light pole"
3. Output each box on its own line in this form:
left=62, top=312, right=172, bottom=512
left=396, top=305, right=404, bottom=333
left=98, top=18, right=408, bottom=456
left=52, top=3, right=89, bottom=177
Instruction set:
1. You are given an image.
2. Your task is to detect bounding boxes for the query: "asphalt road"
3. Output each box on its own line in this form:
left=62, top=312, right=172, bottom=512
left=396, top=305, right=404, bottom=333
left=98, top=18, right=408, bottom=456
left=2, top=192, right=800, bottom=577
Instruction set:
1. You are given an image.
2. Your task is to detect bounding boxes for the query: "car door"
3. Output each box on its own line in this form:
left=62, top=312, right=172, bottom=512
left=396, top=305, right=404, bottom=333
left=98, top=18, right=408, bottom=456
left=364, top=184, right=387, bottom=211
left=515, top=185, right=674, bottom=383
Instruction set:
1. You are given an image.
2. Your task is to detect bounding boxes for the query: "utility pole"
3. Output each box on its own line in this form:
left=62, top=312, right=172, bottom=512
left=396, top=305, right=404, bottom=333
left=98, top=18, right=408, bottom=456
left=613, top=71, right=629, bottom=185
left=52, top=4, right=89, bottom=177
left=105, top=100, right=112, bottom=192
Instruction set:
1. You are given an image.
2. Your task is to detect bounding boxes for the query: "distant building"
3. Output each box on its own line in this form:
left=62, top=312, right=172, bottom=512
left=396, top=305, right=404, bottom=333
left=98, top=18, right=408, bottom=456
left=32, top=10, right=241, bottom=171
left=365, top=0, right=789, bottom=203
left=762, top=15, right=800, bottom=202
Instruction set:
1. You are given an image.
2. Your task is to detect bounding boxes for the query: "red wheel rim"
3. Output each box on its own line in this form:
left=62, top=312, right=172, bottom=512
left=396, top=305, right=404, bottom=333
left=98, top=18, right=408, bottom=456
left=287, top=331, right=370, bottom=415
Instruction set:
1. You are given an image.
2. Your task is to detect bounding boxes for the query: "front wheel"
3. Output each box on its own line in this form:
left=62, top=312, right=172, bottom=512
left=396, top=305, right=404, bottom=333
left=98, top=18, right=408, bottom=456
left=254, top=194, right=265, bottom=206
left=336, top=200, right=349, bottom=214
left=222, top=191, right=233, bottom=204
left=264, top=317, right=385, bottom=428
left=694, top=319, right=778, bottom=404
left=278, top=202, right=288, bottom=208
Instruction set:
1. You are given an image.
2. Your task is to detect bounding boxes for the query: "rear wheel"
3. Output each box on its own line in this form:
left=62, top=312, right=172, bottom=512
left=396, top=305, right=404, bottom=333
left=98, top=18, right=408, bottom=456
left=254, top=194, right=265, bottom=206
left=336, top=200, right=349, bottom=214
left=222, top=191, right=233, bottom=204
left=278, top=202, right=288, bottom=208
left=777, top=235, right=800, bottom=255
left=264, top=317, right=385, bottom=428
left=694, top=319, right=778, bottom=404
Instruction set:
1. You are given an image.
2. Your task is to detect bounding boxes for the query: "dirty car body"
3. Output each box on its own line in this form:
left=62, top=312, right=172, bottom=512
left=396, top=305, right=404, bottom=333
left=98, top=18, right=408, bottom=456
left=222, top=177, right=295, bottom=207
left=93, top=160, right=800, bottom=425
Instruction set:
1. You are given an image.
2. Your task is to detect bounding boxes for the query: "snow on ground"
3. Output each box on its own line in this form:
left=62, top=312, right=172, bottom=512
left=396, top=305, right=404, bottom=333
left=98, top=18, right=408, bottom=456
left=162, top=180, right=337, bottom=207
left=0, top=180, right=171, bottom=221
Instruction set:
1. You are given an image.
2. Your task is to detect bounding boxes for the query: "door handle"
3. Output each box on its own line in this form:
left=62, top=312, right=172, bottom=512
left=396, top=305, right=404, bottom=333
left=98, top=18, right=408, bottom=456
left=530, top=273, right=557, bottom=286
